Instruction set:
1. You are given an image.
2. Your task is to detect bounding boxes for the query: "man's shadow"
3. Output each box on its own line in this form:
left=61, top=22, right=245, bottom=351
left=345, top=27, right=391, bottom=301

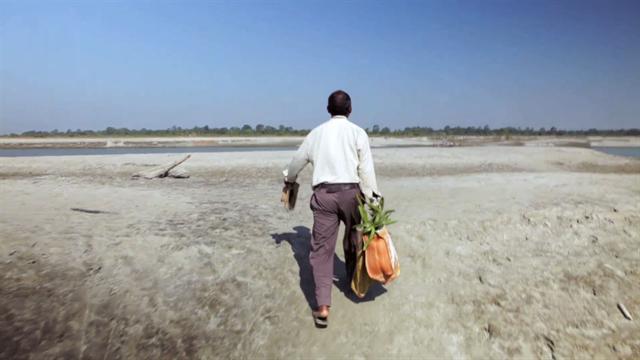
left=271, top=226, right=386, bottom=310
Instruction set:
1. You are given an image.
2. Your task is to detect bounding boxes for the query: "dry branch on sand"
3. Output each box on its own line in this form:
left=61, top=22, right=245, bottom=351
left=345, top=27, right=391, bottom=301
left=132, top=154, right=191, bottom=179
left=617, top=303, right=633, bottom=320
left=70, top=208, right=115, bottom=214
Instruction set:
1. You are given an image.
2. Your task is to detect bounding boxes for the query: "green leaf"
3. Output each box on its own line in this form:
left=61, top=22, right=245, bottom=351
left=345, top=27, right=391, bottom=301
left=356, top=194, right=396, bottom=250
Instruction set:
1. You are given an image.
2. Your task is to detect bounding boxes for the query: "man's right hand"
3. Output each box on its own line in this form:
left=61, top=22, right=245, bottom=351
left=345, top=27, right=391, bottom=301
left=369, top=193, right=382, bottom=207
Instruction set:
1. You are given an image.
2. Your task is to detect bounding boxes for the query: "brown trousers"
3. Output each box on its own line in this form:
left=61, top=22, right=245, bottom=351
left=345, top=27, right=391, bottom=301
left=309, top=185, right=361, bottom=307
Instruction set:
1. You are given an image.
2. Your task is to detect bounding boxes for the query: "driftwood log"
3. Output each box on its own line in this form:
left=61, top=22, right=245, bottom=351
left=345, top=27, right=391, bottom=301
left=618, top=303, right=633, bottom=320
left=132, top=154, right=191, bottom=179
left=70, top=208, right=115, bottom=214
left=167, top=167, right=190, bottom=178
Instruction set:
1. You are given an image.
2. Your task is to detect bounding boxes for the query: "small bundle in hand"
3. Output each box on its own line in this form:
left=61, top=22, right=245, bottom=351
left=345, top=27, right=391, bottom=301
left=281, top=182, right=300, bottom=210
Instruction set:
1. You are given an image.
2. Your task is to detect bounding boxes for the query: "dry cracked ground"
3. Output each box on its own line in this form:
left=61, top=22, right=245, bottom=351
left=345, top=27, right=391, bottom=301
left=0, top=146, right=639, bottom=359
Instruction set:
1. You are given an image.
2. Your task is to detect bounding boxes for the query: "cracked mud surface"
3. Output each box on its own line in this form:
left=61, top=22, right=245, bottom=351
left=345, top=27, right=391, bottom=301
left=1, top=146, right=639, bottom=358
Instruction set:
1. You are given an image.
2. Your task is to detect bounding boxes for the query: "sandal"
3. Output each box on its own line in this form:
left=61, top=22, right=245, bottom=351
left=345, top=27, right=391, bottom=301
left=312, top=311, right=329, bottom=328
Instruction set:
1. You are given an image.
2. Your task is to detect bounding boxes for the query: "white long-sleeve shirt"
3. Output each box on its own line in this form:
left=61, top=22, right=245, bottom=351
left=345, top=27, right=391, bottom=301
left=283, top=115, right=380, bottom=198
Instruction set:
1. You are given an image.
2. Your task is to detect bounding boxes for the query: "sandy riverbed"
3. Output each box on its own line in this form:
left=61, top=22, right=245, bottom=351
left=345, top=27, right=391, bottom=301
left=1, top=146, right=639, bottom=358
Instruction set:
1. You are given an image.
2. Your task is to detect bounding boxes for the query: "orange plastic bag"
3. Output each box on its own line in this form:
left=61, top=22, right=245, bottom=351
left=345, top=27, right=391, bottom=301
left=351, top=227, right=400, bottom=298
left=364, top=227, right=400, bottom=284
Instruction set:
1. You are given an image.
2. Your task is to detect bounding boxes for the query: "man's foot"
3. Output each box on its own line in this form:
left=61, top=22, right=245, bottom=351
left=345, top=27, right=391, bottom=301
left=312, top=305, right=330, bottom=328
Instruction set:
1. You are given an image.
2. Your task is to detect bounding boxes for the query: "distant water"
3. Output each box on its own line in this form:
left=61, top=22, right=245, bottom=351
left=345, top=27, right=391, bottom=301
left=2, top=145, right=639, bottom=158
left=593, top=146, right=640, bottom=158
left=0, top=146, right=297, bottom=157
left=0, top=144, right=425, bottom=157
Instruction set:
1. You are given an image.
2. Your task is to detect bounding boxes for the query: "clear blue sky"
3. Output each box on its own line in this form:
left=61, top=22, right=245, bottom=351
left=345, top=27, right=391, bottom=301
left=1, top=0, right=639, bottom=134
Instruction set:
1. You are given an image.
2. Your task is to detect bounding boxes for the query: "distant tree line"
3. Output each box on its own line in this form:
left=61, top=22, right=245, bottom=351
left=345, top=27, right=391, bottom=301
left=9, top=124, right=309, bottom=137
left=375, top=125, right=640, bottom=137
left=4, top=124, right=639, bottom=138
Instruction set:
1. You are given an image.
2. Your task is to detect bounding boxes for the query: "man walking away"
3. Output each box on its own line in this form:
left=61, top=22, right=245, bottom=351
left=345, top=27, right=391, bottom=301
left=283, top=90, right=380, bottom=328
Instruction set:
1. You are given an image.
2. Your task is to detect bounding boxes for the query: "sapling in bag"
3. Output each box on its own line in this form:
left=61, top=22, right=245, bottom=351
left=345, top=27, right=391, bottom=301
left=351, top=196, right=400, bottom=298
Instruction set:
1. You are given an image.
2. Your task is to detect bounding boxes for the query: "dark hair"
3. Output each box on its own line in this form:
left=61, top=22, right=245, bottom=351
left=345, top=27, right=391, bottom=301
left=327, top=90, right=352, bottom=116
